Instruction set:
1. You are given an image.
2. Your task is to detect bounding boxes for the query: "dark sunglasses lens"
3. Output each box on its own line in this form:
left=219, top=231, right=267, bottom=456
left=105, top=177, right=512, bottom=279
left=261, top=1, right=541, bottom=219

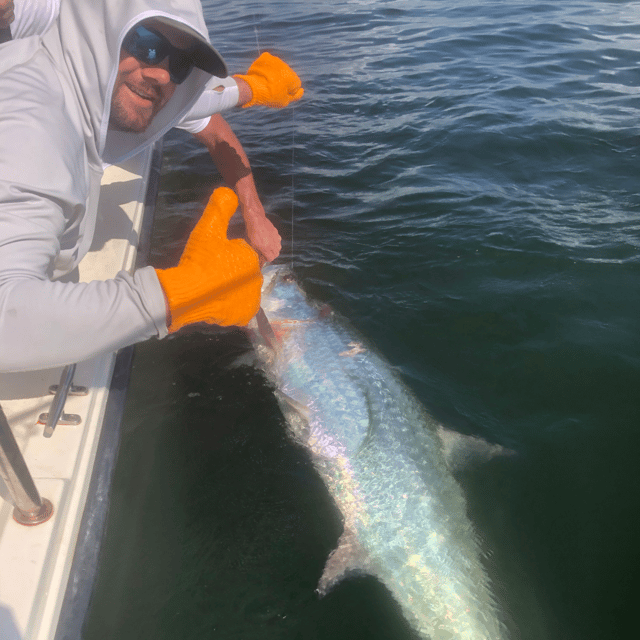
left=124, top=26, right=195, bottom=85
left=168, top=51, right=195, bottom=84
left=127, top=27, right=169, bottom=64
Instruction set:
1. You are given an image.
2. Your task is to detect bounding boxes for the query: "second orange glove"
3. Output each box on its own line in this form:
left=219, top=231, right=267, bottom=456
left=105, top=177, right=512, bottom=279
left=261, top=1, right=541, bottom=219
left=234, top=52, right=304, bottom=109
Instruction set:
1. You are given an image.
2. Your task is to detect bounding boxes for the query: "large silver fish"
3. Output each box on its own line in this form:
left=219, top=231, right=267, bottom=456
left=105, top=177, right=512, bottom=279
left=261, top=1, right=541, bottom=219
left=248, top=266, right=506, bottom=640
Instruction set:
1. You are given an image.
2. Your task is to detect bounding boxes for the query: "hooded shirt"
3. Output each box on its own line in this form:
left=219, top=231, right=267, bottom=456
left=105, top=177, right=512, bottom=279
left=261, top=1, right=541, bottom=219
left=0, top=0, right=230, bottom=372
left=10, top=0, right=59, bottom=38
left=7, top=0, right=240, bottom=135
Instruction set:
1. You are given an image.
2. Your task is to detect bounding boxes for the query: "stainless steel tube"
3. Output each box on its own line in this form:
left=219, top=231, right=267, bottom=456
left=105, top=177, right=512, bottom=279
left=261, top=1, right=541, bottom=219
left=44, top=364, right=77, bottom=437
left=0, top=404, right=53, bottom=526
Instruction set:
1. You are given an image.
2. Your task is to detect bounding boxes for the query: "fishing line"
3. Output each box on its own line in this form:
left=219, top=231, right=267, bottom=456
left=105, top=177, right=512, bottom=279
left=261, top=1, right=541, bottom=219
left=290, top=104, right=296, bottom=270
left=251, top=14, right=297, bottom=269
left=252, top=15, right=262, bottom=55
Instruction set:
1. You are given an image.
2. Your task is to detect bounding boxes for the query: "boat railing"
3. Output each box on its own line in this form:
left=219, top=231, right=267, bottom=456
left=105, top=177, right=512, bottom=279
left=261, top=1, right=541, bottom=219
left=41, top=364, right=86, bottom=437
left=0, top=363, right=85, bottom=525
left=0, top=404, right=54, bottom=526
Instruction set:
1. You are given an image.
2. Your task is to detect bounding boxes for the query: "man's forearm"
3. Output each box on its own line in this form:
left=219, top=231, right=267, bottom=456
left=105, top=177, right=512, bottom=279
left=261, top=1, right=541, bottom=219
left=192, top=115, right=281, bottom=262
left=0, top=269, right=167, bottom=372
left=193, top=114, right=252, bottom=188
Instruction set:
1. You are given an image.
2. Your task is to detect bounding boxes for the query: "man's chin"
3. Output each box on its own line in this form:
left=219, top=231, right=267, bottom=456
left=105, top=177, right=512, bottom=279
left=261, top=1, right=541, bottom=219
left=108, top=116, right=151, bottom=133
left=108, top=104, right=154, bottom=133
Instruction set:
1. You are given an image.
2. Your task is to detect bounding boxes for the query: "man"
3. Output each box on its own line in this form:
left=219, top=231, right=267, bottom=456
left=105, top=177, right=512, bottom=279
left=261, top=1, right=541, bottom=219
left=0, top=0, right=303, bottom=372
left=1, top=0, right=282, bottom=262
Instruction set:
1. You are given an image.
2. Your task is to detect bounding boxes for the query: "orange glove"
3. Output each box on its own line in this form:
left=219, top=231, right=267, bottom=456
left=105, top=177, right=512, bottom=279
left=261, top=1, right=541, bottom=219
left=234, top=52, right=304, bottom=108
left=155, top=187, right=262, bottom=333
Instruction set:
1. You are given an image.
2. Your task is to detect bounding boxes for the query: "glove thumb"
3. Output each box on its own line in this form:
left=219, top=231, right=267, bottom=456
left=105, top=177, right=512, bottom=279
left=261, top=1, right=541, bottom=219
left=181, top=187, right=239, bottom=261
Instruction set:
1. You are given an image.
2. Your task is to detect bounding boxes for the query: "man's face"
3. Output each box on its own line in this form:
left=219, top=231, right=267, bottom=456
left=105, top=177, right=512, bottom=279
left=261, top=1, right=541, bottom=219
left=109, top=21, right=195, bottom=133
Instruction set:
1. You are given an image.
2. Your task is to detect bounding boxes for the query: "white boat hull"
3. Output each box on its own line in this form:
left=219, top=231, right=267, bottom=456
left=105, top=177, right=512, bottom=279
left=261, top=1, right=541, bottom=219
left=0, top=143, right=162, bottom=640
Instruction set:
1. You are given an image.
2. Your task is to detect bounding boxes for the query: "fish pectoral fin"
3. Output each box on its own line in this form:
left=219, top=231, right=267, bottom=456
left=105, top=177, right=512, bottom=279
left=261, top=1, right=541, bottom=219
left=275, top=391, right=312, bottom=440
left=277, top=391, right=310, bottom=419
left=255, top=307, right=279, bottom=351
left=316, top=528, right=373, bottom=597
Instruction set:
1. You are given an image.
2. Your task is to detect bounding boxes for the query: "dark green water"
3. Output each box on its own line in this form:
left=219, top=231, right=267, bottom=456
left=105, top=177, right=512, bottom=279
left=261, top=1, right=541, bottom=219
left=85, top=2, right=640, bottom=639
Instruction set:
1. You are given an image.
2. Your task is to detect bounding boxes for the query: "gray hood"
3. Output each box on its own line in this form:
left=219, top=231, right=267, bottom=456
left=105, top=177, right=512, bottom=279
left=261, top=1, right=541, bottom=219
left=42, top=0, right=227, bottom=166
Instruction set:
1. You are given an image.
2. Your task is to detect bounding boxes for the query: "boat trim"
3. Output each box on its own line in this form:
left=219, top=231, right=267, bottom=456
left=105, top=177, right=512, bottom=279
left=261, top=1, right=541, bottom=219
left=52, top=139, right=164, bottom=640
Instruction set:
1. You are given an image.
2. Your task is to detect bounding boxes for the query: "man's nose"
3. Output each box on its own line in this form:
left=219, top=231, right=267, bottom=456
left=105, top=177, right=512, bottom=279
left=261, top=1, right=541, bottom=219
left=140, top=62, right=173, bottom=86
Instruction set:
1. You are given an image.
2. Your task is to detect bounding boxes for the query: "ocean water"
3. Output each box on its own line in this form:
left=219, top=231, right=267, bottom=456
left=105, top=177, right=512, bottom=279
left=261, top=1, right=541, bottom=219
left=84, top=2, right=640, bottom=639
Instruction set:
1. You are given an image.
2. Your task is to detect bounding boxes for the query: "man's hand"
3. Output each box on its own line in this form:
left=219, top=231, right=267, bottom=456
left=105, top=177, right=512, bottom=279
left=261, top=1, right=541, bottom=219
left=0, top=0, right=14, bottom=29
left=242, top=202, right=282, bottom=264
left=234, top=52, right=304, bottom=109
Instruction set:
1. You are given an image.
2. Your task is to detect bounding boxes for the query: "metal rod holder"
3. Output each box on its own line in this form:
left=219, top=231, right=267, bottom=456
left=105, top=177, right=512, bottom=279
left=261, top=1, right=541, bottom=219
left=42, top=364, right=81, bottom=438
left=0, top=405, right=54, bottom=526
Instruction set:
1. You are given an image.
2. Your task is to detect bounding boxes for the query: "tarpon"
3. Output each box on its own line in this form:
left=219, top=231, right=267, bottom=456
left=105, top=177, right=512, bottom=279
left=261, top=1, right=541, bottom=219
left=248, top=266, right=506, bottom=640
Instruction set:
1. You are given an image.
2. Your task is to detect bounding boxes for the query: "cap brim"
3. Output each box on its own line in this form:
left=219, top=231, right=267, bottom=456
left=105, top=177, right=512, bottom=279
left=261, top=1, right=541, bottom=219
left=190, top=44, right=228, bottom=78
left=151, top=16, right=228, bottom=78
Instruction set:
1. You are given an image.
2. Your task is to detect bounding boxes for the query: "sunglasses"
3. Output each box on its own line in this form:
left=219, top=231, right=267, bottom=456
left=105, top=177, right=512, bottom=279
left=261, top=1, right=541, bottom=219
left=122, top=25, right=196, bottom=85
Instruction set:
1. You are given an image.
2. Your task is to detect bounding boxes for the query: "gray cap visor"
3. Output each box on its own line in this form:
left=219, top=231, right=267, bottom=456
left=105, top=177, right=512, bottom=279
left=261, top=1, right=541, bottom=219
left=151, top=16, right=228, bottom=78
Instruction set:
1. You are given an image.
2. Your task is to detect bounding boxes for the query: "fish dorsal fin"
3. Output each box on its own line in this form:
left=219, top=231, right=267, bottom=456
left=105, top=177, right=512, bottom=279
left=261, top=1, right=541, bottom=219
left=437, top=424, right=516, bottom=474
